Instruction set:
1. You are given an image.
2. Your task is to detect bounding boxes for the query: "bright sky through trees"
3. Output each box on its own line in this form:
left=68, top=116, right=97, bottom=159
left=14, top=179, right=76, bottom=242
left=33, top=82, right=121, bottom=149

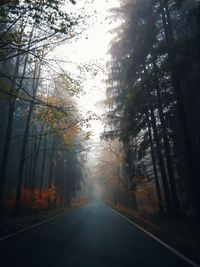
left=1, top=2, right=200, bottom=262
left=54, top=0, right=120, bottom=142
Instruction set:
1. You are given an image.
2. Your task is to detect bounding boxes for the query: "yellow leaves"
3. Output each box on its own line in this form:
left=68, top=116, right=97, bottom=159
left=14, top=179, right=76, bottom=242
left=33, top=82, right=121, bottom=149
left=35, top=93, right=81, bottom=147
left=45, top=96, right=62, bottom=106
left=33, top=72, right=90, bottom=151
left=39, top=95, right=65, bottom=110
left=36, top=95, right=64, bottom=121
left=62, top=124, right=79, bottom=145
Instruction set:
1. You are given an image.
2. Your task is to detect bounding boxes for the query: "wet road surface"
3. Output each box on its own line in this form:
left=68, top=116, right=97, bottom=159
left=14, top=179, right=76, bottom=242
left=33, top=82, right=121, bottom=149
left=0, top=200, right=194, bottom=267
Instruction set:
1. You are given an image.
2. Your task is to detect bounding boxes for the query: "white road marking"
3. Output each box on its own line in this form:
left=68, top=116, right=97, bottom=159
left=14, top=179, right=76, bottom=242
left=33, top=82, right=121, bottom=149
left=107, top=205, right=200, bottom=267
left=0, top=205, right=83, bottom=241
left=1, top=201, right=199, bottom=267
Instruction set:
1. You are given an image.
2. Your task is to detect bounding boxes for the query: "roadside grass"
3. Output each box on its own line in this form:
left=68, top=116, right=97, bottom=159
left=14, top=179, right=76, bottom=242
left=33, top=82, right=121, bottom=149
left=109, top=203, right=200, bottom=264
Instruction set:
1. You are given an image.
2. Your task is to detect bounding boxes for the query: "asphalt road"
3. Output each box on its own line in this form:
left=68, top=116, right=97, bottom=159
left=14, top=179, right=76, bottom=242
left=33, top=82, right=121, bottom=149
left=0, top=200, right=195, bottom=267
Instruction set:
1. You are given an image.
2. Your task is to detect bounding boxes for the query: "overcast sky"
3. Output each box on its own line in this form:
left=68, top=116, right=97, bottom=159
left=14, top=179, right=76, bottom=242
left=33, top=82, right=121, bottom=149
left=53, top=0, right=120, bottom=144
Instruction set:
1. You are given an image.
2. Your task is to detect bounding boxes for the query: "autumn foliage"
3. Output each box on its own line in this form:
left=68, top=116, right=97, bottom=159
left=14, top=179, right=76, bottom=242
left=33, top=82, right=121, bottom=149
left=7, top=186, right=62, bottom=214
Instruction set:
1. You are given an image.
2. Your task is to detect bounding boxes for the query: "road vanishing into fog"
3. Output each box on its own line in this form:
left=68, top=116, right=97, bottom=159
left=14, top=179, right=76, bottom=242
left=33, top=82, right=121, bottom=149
left=0, top=200, right=196, bottom=267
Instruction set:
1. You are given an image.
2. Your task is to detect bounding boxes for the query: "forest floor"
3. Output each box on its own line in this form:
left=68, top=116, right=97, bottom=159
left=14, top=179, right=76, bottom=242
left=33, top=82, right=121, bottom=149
left=0, top=199, right=88, bottom=239
left=110, top=204, right=200, bottom=264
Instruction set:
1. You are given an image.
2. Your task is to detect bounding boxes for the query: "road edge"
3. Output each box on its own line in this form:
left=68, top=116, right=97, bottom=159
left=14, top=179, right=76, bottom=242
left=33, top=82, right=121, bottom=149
left=0, top=204, right=86, bottom=241
left=107, top=204, right=200, bottom=267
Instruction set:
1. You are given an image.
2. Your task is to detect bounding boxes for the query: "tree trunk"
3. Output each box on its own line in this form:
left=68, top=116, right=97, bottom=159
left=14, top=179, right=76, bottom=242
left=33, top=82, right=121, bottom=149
left=152, top=55, right=181, bottom=215
left=48, top=136, right=56, bottom=208
left=39, top=134, right=47, bottom=201
left=0, top=54, right=20, bottom=216
left=159, top=0, right=200, bottom=213
left=149, top=107, right=172, bottom=214
left=145, top=110, right=164, bottom=214
left=48, top=137, right=56, bottom=186
left=15, top=60, right=42, bottom=215
left=0, top=25, right=34, bottom=216
left=31, top=123, right=45, bottom=206
left=15, top=101, right=35, bottom=215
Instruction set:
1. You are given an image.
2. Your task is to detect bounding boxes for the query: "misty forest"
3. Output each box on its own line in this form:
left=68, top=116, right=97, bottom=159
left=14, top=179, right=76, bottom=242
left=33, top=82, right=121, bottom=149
left=0, top=0, right=200, bottom=267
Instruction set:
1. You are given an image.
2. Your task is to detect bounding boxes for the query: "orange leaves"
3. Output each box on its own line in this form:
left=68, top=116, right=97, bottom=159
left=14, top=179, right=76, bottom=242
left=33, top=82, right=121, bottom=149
left=36, top=96, right=64, bottom=123
left=7, top=186, right=62, bottom=213
left=62, top=125, right=78, bottom=145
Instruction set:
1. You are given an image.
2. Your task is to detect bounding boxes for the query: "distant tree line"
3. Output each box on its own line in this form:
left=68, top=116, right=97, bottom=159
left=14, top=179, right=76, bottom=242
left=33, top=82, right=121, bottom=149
left=103, top=0, right=200, bottom=216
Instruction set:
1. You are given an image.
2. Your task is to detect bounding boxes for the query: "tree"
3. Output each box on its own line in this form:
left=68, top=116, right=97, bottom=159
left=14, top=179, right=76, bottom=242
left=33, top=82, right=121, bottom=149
left=0, top=0, right=80, bottom=215
left=103, top=0, right=200, bottom=216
